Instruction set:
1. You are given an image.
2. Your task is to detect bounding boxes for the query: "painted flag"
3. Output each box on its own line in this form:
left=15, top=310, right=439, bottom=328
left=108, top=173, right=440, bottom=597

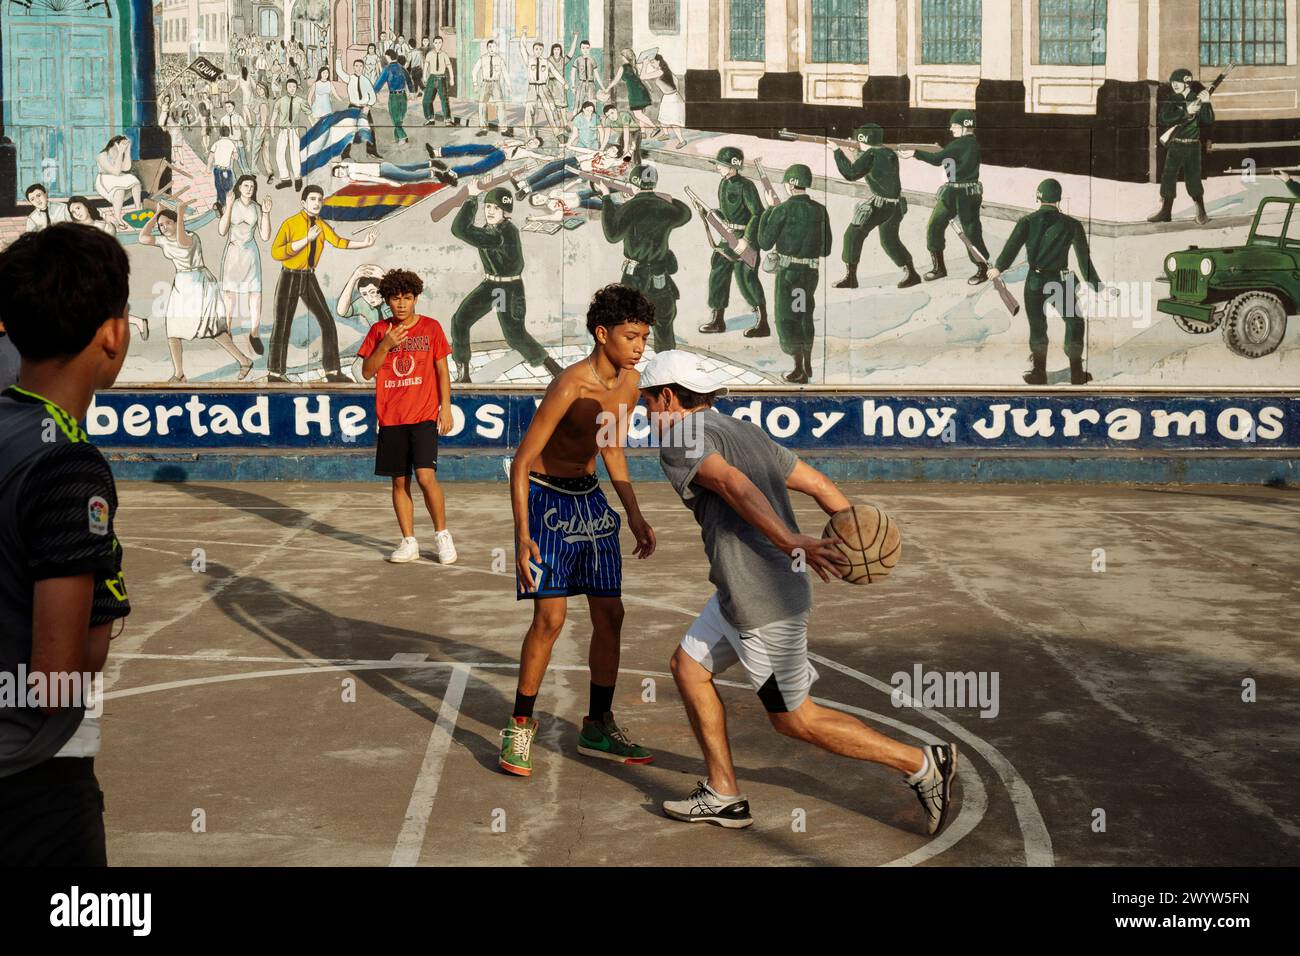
left=187, top=57, right=224, bottom=82
left=319, top=180, right=448, bottom=223
left=299, top=108, right=374, bottom=177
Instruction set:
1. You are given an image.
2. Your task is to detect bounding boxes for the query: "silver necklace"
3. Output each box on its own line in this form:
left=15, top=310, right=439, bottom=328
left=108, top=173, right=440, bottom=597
left=587, top=356, right=616, bottom=390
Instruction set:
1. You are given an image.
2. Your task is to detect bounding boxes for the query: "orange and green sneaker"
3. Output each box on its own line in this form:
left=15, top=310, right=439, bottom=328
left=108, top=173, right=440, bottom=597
left=499, top=716, right=539, bottom=776
left=577, top=712, right=653, bottom=765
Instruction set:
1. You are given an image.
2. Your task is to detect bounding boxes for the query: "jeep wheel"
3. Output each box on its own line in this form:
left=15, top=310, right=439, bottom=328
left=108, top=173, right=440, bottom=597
left=1173, top=314, right=1220, bottom=334
left=1222, top=292, right=1288, bottom=358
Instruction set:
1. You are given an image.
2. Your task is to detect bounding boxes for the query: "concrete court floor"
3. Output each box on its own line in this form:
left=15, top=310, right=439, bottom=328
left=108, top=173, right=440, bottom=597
left=95, top=480, right=1300, bottom=867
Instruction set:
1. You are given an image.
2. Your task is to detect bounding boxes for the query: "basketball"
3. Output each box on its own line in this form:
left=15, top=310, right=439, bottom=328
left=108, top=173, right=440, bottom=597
left=822, top=504, right=902, bottom=584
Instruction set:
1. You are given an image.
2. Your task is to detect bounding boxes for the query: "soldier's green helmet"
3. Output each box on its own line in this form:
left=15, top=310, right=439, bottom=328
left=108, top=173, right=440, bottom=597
left=1169, top=67, right=1193, bottom=85
left=629, top=163, right=659, bottom=189
left=715, top=146, right=745, bottom=168
left=950, top=109, right=976, bottom=129
left=484, top=187, right=514, bottom=212
left=1036, top=178, right=1063, bottom=204
left=783, top=163, right=813, bottom=188
left=854, top=123, right=884, bottom=146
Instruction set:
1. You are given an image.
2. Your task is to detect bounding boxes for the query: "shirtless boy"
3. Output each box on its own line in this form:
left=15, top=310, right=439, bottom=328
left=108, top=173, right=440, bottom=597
left=500, top=284, right=657, bottom=776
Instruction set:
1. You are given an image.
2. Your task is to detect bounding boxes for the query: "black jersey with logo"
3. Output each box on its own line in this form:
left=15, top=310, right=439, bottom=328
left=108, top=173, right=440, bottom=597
left=0, top=385, right=130, bottom=777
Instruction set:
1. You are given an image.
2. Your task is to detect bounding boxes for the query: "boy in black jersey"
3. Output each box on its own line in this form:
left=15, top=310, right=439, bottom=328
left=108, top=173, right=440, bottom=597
left=0, top=223, right=133, bottom=865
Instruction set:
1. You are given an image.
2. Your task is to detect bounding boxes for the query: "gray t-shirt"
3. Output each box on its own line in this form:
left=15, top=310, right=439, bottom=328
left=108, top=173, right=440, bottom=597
left=659, top=409, right=811, bottom=629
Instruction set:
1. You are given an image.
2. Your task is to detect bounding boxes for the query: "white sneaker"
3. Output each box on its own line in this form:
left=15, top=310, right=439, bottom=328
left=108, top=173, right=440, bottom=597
left=389, top=537, right=420, bottom=563
left=434, top=529, right=457, bottom=564
left=662, top=780, right=753, bottom=829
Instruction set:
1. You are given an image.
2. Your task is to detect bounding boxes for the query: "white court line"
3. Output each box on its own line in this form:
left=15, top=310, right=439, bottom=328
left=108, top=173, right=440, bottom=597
left=809, top=653, right=1054, bottom=868
left=389, top=664, right=470, bottom=867
left=103, top=656, right=989, bottom=866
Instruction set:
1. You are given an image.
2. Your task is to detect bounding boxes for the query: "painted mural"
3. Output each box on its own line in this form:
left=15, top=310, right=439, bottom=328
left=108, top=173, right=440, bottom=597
left=2, top=0, right=1299, bottom=389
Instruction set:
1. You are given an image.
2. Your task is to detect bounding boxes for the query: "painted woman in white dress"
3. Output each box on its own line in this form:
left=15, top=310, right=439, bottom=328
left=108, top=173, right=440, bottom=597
left=94, top=136, right=143, bottom=232
left=310, top=66, right=336, bottom=118
left=139, top=200, right=252, bottom=384
left=218, top=175, right=274, bottom=357
left=641, top=54, right=687, bottom=149
left=363, top=44, right=381, bottom=85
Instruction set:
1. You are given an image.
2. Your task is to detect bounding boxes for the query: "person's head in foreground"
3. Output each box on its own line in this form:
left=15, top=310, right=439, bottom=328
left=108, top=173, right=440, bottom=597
left=379, top=269, right=423, bottom=323
left=638, top=349, right=727, bottom=438
left=483, top=186, right=512, bottom=224
left=0, top=223, right=132, bottom=398
left=586, top=284, right=653, bottom=370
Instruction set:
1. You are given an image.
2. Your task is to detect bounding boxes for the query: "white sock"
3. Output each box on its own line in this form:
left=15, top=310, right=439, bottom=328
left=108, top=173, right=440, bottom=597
left=705, top=781, right=739, bottom=802
left=906, top=751, right=930, bottom=785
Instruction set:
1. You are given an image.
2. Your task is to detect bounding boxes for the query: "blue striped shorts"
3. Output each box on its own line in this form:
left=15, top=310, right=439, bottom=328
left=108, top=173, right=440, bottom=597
left=517, top=472, right=622, bottom=599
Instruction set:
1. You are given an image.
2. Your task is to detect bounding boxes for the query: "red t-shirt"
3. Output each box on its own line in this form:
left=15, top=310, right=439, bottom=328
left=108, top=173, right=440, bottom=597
left=358, top=315, right=452, bottom=426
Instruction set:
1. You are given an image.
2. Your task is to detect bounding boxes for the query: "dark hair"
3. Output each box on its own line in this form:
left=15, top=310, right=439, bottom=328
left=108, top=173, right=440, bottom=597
left=102, top=134, right=130, bottom=154
left=241, top=66, right=248, bottom=79
left=580, top=100, right=595, bottom=112
left=550, top=44, right=563, bottom=57
left=24, top=183, right=47, bottom=199
left=532, top=41, right=543, bottom=50
left=317, top=66, right=330, bottom=81
left=642, top=383, right=715, bottom=409
left=386, top=49, right=398, bottom=60
left=655, top=55, right=677, bottom=93
left=219, top=125, right=231, bottom=137
left=602, top=104, right=617, bottom=116
left=357, top=276, right=381, bottom=292
left=233, top=174, right=259, bottom=200
left=580, top=39, right=591, bottom=47
left=284, top=77, right=299, bottom=88
left=0, top=224, right=130, bottom=360
left=155, top=209, right=178, bottom=225
left=586, top=284, right=655, bottom=337
left=66, top=195, right=103, bottom=222
left=301, top=184, right=324, bottom=200
left=378, top=268, right=424, bottom=299
left=223, top=99, right=235, bottom=108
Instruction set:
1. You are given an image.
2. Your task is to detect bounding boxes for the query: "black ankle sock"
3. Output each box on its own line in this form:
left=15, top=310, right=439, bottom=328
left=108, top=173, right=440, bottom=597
left=513, top=691, right=537, bottom=720
left=588, top=682, right=615, bottom=721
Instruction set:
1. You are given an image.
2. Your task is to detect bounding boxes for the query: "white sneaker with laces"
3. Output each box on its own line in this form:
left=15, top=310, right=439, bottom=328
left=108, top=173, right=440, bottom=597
left=434, top=529, right=457, bottom=564
left=389, top=536, right=420, bottom=563
left=662, top=780, right=753, bottom=829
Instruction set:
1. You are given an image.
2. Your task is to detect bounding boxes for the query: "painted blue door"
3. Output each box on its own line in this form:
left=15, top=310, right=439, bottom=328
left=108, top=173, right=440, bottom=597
left=3, top=11, right=121, bottom=201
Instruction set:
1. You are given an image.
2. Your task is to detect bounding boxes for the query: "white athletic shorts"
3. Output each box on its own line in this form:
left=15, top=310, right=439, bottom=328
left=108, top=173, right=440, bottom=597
left=680, top=592, right=818, bottom=713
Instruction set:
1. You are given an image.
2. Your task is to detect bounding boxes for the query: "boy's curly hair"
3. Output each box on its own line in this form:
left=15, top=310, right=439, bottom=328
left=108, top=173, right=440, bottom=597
left=586, top=283, right=655, bottom=338
left=378, top=268, right=424, bottom=300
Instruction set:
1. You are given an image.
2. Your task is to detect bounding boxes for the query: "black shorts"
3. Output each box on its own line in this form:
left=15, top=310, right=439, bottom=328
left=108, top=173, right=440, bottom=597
left=375, top=421, right=439, bottom=477
left=0, top=757, right=107, bottom=866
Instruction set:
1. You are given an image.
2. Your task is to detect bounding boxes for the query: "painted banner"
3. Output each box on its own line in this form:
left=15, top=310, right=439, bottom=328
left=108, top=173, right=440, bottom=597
left=84, top=392, right=1300, bottom=451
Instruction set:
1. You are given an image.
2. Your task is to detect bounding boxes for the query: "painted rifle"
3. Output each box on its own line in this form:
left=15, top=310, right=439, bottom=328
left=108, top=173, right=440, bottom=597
left=953, top=222, right=1021, bottom=316
left=684, top=185, right=758, bottom=268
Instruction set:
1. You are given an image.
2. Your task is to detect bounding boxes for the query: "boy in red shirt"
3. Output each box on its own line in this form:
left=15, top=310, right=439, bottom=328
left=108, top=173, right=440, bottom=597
left=359, top=269, right=457, bottom=564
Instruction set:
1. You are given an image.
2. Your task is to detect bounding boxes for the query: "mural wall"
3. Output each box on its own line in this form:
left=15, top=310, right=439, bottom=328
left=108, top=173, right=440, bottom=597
left=2, top=0, right=1299, bottom=390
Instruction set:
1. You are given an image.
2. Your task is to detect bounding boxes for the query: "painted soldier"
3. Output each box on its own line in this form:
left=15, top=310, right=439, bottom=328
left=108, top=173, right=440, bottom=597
left=900, top=109, right=989, bottom=284
left=1148, top=68, right=1214, bottom=225
left=988, top=179, right=1103, bottom=386
left=832, top=123, right=920, bottom=289
left=699, top=146, right=769, bottom=338
left=449, top=183, right=563, bottom=384
left=756, top=163, right=833, bottom=385
left=597, top=164, right=693, bottom=353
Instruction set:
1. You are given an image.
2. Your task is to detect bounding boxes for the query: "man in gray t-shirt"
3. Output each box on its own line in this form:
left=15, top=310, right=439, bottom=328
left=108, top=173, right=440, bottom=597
left=640, top=350, right=959, bottom=835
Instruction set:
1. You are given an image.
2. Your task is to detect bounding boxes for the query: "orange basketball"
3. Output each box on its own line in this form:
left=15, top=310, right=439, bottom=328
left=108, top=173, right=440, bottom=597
left=822, top=505, right=902, bottom=585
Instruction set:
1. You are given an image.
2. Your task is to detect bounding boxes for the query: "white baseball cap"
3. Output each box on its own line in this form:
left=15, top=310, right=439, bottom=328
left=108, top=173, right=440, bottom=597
left=638, top=350, right=729, bottom=397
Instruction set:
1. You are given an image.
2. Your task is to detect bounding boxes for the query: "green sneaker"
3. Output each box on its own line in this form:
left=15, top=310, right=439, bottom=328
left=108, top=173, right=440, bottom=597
left=499, top=717, right=539, bottom=776
left=577, top=711, right=654, bottom=765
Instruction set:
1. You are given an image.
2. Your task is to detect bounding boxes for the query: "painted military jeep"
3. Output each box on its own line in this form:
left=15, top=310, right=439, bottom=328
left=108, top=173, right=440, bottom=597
left=1157, top=196, right=1299, bottom=358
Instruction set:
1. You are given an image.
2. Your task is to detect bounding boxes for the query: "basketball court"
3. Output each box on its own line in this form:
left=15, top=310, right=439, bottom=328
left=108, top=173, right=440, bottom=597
left=88, top=478, right=1298, bottom=867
